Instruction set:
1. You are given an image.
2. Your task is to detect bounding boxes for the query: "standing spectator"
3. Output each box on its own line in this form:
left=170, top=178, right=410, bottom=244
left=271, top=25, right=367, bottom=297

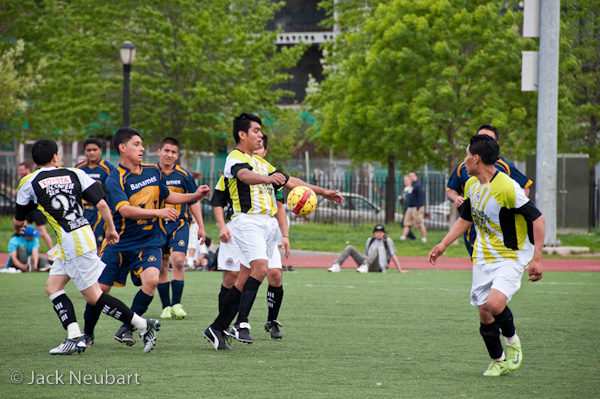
left=17, top=161, right=55, bottom=252
left=6, top=226, right=50, bottom=272
left=328, top=224, right=408, bottom=273
left=401, top=171, right=427, bottom=242
left=397, top=174, right=416, bottom=240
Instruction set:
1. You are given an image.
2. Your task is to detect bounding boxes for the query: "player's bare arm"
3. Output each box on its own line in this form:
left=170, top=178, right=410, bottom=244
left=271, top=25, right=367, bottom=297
left=96, top=199, right=119, bottom=246
left=285, top=176, right=343, bottom=204
left=236, top=168, right=286, bottom=186
left=166, top=185, right=210, bottom=204
left=118, top=204, right=179, bottom=222
left=428, top=217, right=472, bottom=264
left=275, top=201, right=290, bottom=258
left=390, top=254, right=409, bottom=273
left=213, top=205, right=231, bottom=243
left=446, top=189, right=464, bottom=208
left=527, top=215, right=545, bottom=282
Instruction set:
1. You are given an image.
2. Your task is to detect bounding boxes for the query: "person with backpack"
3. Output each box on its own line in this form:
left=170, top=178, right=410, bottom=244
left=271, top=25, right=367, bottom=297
left=328, top=224, right=409, bottom=273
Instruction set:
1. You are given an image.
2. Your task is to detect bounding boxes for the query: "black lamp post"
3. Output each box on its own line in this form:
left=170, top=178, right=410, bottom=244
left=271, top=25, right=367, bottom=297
left=120, top=41, right=136, bottom=127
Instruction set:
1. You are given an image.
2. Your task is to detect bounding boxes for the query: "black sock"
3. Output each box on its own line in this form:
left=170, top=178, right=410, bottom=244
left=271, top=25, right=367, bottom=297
left=480, top=321, right=503, bottom=359
left=157, top=282, right=170, bottom=308
left=493, top=306, right=516, bottom=338
left=96, top=293, right=133, bottom=325
left=83, top=302, right=102, bottom=336
left=51, top=293, right=77, bottom=330
left=218, top=285, right=231, bottom=311
left=213, top=286, right=241, bottom=332
left=267, top=285, right=284, bottom=322
left=236, top=277, right=261, bottom=325
left=122, top=289, right=153, bottom=328
left=171, top=280, right=184, bottom=305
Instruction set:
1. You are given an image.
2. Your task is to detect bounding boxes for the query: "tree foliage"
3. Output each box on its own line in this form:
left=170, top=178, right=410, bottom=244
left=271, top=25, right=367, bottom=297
left=309, top=0, right=537, bottom=174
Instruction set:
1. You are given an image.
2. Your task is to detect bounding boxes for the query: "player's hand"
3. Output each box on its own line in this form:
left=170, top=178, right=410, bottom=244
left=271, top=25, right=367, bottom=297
left=428, top=244, right=446, bottom=265
left=219, top=227, right=231, bottom=243
left=197, top=226, right=206, bottom=245
left=195, top=185, right=210, bottom=201
left=323, top=189, right=343, bottom=204
left=527, top=260, right=543, bottom=282
left=281, top=237, right=290, bottom=258
left=268, top=172, right=287, bottom=186
left=157, top=207, right=179, bottom=221
left=105, top=228, right=120, bottom=246
left=453, top=196, right=464, bottom=208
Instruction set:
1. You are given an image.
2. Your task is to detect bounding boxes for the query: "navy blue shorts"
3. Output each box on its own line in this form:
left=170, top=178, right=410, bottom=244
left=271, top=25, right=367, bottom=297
left=162, top=221, right=189, bottom=259
left=99, top=247, right=162, bottom=287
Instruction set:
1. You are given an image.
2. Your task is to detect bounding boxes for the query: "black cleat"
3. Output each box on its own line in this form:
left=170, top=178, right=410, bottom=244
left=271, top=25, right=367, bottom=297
left=114, top=325, right=136, bottom=346
left=203, top=326, right=231, bottom=351
left=265, top=320, right=283, bottom=339
left=227, top=322, right=254, bottom=344
left=82, top=333, right=94, bottom=347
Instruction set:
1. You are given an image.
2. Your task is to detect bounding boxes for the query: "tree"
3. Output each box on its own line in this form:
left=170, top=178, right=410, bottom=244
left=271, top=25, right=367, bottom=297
left=309, top=0, right=536, bottom=222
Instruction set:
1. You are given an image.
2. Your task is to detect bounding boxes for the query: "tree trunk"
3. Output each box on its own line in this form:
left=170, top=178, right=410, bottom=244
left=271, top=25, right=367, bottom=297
left=385, top=154, right=396, bottom=224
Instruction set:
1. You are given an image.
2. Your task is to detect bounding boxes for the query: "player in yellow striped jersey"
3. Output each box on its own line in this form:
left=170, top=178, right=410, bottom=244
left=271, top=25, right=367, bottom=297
left=429, top=134, right=544, bottom=377
left=204, top=113, right=343, bottom=350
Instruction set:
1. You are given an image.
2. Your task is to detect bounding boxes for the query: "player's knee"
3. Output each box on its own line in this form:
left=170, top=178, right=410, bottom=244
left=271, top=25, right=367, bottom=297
left=267, top=270, right=282, bottom=286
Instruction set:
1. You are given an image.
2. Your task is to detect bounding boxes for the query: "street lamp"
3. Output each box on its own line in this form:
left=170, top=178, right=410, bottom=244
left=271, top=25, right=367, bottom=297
left=120, top=41, right=136, bottom=127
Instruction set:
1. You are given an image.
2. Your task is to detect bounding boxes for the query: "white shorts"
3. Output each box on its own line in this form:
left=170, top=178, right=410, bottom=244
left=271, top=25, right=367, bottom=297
left=218, top=219, right=282, bottom=272
left=229, top=213, right=279, bottom=265
left=188, top=221, right=199, bottom=251
left=470, top=259, right=523, bottom=306
left=49, top=251, right=107, bottom=291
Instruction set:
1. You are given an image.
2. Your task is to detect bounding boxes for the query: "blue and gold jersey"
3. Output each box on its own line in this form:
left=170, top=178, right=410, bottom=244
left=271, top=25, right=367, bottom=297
left=75, top=159, right=116, bottom=225
left=104, top=163, right=171, bottom=251
left=447, top=156, right=532, bottom=195
left=159, top=164, right=198, bottom=223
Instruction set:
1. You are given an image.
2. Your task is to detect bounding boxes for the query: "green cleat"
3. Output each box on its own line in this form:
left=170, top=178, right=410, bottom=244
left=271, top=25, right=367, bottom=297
left=171, top=303, right=187, bottom=319
left=160, top=306, right=172, bottom=319
left=483, top=360, right=509, bottom=377
left=505, top=339, right=523, bottom=371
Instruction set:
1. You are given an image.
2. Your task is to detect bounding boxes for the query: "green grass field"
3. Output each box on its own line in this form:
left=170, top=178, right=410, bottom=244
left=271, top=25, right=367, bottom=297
left=1, top=269, right=599, bottom=398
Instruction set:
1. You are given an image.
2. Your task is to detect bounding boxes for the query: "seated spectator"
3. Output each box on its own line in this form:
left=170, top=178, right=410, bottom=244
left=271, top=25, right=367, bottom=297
left=328, top=224, right=408, bottom=274
left=193, top=237, right=216, bottom=270
left=6, top=226, right=50, bottom=272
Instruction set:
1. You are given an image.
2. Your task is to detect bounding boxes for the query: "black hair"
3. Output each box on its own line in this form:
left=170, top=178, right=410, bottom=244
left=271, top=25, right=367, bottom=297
left=477, top=124, right=499, bottom=141
left=160, top=137, right=180, bottom=149
left=468, top=134, right=499, bottom=165
left=232, top=113, right=262, bottom=144
left=113, top=127, right=142, bottom=154
left=83, top=137, right=104, bottom=150
left=204, top=237, right=212, bottom=247
left=262, top=134, right=268, bottom=150
left=31, top=139, right=58, bottom=165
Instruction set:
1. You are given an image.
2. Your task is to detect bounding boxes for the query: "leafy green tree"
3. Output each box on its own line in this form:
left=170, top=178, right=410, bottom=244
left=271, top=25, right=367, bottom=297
left=309, top=0, right=536, bottom=222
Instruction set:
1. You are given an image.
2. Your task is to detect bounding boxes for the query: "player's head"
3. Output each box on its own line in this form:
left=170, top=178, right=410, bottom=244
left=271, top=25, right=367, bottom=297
left=467, top=134, right=499, bottom=166
left=113, top=127, right=143, bottom=155
left=32, top=139, right=60, bottom=167
left=18, top=161, right=32, bottom=178
left=233, top=113, right=262, bottom=144
left=253, top=134, right=268, bottom=158
left=83, top=137, right=104, bottom=163
left=158, top=137, right=180, bottom=167
left=477, top=124, right=499, bottom=142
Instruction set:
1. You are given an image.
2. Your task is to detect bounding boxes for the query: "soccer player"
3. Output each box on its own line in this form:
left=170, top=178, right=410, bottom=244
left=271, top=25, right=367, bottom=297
left=155, top=137, right=206, bottom=319
left=204, top=113, right=342, bottom=350
left=446, top=124, right=532, bottom=257
left=75, top=137, right=117, bottom=252
left=82, top=127, right=209, bottom=347
left=14, top=139, right=160, bottom=354
left=428, top=134, right=544, bottom=377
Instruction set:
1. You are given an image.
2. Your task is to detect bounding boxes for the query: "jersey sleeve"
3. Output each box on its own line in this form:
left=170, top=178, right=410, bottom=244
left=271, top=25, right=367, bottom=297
left=446, top=164, right=463, bottom=194
left=275, top=187, right=284, bottom=203
left=210, top=176, right=230, bottom=207
left=15, top=178, right=37, bottom=221
left=105, top=175, right=130, bottom=212
left=458, top=198, right=473, bottom=221
left=386, top=237, right=397, bottom=255
left=81, top=181, right=107, bottom=205
left=507, top=162, right=532, bottom=189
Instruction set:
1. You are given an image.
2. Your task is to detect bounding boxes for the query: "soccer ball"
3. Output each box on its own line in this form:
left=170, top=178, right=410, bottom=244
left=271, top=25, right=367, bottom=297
left=287, top=186, right=318, bottom=216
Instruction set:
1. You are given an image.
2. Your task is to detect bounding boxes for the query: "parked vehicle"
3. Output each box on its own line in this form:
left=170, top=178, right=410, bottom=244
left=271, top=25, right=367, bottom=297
left=424, top=201, right=450, bottom=229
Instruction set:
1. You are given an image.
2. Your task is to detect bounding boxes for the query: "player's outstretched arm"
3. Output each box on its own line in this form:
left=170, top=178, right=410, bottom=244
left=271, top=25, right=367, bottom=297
left=236, top=168, right=287, bottom=186
left=527, top=215, right=545, bottom=282
left=118, top=204, right=179, bottom=222
left=285, top=176, right=343, bottom=204
left=428, top=217, right=472, bottom=264
left=390, top=254, right=409, bottom=274
left=166, top=185, right=210, bottom=205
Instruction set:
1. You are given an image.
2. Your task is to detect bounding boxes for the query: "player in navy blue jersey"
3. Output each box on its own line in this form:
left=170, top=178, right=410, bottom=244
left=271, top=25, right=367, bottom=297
left=75, top=138, right=117, bottom=251
left=446, top=125, right=532, bottom=257
left=82, top=128, right=209, bottom=347
left=155, top=137, right=206, bottom=320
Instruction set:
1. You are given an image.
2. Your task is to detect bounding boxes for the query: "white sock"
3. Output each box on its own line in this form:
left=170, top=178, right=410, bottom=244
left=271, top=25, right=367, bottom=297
left=67, top=322, right=82, bottom=339
left=493, top=352, right=506, bottom=362
left=421, top=237, right=427, bottom=243
left=130, top=313, right=147, bottom=332
left=505, top=334, right=519, bottom=345
left=400, top=236, right=406, bottom=240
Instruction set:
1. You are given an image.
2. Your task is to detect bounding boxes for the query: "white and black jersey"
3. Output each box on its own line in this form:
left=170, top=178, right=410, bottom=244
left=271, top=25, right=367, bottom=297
left=16, top=167, right=106, bottom=260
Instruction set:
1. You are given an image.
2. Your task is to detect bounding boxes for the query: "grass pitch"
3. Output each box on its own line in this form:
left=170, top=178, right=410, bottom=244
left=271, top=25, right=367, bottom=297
left=1, top=269, right=599, bottom=398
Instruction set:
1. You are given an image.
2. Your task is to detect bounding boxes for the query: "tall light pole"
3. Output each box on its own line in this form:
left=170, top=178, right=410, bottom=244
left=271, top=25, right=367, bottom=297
left=120, top=41, right=136, bottom=127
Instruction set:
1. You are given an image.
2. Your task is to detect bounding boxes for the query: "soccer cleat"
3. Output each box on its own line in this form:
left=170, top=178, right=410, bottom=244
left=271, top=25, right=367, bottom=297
left=49, top=337, right=86, bottom=355
left=328, top=263, right=341, bottom=273
left=203, top=326, right=231, bottom=351
left=483, top=360, right=509, bottom=377
left=114, top=325, right=136, bottom=346
left=357, top=264, right=369, bottom=273
left=160, top=306, right=173, bottom=319
left=505, top=339, right=523, bottom=371
left=171, top=303, right=187, bottom=319
left=228, top=322, right=254, bottom=344
left=82, top=333, right=94, bottom=348
left=265, top=320, right=283, bottom=339
left=140, top=319, right=161, bottom=353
